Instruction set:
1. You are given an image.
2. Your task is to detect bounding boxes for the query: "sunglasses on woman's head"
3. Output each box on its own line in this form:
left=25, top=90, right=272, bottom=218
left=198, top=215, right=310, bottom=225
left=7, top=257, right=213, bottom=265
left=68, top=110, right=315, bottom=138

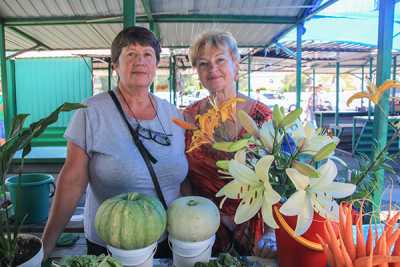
left=135, top=124, right=172, bottom=146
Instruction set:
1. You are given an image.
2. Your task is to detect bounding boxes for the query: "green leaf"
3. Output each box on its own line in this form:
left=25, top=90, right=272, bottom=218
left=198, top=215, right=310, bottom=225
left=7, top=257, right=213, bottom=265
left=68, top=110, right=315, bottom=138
left=8, top=114, right=29, bottom=139
left=272, top=105, right=284, bottom=128
left=292, top=161, right=319, bottom=178
left=212, top=139, right=248, bottom=152
left=216, top=160, right=229, bottom=170
left=280, top=108, right=302, bottom=128
left=313, top=142, right=337, bottom=162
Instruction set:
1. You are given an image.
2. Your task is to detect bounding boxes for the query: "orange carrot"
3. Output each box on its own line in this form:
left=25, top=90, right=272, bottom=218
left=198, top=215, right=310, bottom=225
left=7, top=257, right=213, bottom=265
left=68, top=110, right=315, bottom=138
left=355, top=256, right=400, bottom=267
left=356, top=218, right=367, bottom=257
left=391, top=235, right=400, bottom=267
left=317, top=234, right=336, bottom=267
left=388, top=228, right=400, bottom=250
left=340, top=203, right=347, bottom=239
left=386, top=212, right=400, bottom=237
left=381, top=234, right=389, bottom=267
left=339, top=234, right=355, bottom=267
left=326, top=220, right=346, bottom=266
left=343, top=203, right=356, bottom=261
left=367, top=224, right=374, bottom=256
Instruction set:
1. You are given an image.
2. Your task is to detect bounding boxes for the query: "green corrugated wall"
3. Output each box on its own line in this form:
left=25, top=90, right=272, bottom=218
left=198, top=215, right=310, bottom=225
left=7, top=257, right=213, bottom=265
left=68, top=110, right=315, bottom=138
left=15, top=57, right=92, bottom=127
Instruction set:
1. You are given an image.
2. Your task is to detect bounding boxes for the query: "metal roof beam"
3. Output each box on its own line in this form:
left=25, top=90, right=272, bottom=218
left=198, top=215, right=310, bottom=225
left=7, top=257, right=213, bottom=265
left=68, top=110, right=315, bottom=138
left=266, top=0, right=338, bottom=48
left=4, top=14, right=298, bottom=26
left=140, top=0, right=160, bottom=38
left=8, top=27, right=51, bottom=50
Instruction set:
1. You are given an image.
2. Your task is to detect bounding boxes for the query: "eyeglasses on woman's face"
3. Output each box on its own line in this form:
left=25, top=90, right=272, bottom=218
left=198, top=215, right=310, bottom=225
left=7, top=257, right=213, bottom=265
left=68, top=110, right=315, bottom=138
left=135, top=124, right=172, bottom=146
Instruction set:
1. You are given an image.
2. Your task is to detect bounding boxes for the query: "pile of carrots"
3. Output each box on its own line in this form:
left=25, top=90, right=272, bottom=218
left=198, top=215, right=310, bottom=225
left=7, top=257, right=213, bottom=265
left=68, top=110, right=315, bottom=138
left=317, top=203, right=400, bottom=267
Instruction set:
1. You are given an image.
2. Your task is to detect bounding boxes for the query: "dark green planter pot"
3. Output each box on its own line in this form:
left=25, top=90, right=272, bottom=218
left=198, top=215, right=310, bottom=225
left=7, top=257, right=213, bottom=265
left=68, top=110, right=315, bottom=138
left=5, top=173, right=55, bottom=224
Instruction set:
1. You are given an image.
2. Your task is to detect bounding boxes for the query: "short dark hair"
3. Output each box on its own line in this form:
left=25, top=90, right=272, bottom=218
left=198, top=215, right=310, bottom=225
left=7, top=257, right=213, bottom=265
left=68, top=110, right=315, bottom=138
left=111, top=26, right=161, bottom=65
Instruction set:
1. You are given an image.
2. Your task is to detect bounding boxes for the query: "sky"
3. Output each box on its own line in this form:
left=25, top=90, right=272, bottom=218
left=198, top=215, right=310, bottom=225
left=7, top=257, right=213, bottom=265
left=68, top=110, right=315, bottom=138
left=282, top=0, right=400, bottom=50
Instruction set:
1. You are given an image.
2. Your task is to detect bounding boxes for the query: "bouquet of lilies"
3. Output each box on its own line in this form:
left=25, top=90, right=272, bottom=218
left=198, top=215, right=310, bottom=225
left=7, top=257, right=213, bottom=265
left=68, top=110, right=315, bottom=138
left=212, top=106, right=357, bottom=236
left=174, top=98, right=356, bottom=236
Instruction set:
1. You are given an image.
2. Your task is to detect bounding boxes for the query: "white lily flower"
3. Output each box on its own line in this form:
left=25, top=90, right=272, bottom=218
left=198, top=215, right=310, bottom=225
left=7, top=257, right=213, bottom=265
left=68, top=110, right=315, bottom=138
left=292, top=122, right=339, bottom=155
left=280, top=159, right=356, bottom=236
left=259, top=121, right=283, bottom=152
left=216, top=155, right=281, bottom=229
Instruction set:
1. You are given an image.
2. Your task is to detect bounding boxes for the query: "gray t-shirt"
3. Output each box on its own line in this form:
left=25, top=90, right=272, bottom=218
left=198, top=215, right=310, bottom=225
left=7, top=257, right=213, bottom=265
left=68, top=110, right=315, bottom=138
left=64, top=91, right=188, bottom=246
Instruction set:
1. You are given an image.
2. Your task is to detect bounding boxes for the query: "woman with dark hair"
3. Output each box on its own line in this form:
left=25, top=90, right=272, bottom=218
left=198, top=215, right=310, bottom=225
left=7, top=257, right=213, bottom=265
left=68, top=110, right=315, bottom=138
left=42, top=26, right=188, bottom=258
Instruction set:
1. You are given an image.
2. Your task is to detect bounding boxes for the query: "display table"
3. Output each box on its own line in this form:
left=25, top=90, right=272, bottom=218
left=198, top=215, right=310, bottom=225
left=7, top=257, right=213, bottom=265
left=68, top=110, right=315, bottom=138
left=49, top=234, right=277, bottom=266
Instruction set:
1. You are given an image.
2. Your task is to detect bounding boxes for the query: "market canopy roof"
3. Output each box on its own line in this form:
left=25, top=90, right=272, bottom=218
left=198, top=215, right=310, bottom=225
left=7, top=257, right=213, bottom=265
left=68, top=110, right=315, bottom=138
left=0, top=0, right=334, bottom=51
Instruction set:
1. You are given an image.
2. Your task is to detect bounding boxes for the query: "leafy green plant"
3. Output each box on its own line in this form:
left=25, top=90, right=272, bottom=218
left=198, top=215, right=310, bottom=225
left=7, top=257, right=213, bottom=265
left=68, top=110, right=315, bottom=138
left=54, top=254, right=122, bottom=267
left=0, top=102, right=85, bottom=267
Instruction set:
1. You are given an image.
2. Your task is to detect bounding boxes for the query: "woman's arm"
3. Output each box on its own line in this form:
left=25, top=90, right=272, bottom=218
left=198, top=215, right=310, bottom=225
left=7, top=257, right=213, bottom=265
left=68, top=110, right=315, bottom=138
left=42, top=142, right=89, bottom=258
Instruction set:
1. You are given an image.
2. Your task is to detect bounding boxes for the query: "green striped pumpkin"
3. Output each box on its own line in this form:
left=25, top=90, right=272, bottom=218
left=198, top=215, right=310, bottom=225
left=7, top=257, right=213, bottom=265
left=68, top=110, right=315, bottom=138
left=95, top=192, right=167, bottom=250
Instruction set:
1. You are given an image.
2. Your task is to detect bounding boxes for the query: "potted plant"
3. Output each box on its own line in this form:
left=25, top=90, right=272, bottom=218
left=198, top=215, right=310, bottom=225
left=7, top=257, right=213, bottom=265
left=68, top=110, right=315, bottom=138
left=0, top=102, right=85, bottom=267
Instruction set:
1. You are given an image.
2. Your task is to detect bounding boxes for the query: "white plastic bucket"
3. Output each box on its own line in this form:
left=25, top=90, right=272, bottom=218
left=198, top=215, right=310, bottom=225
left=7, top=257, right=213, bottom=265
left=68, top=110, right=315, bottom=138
left=169, top=235, right=215, bottom=267
left=107, top=242, right=157, bottom=267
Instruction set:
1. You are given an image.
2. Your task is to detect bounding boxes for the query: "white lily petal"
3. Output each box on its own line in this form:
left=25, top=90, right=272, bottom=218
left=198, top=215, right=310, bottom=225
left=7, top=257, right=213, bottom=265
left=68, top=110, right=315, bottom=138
left=303, top=136, right=332, bottom=153
left=294, top=197, right=314, bottom=236
left=304, top=122, right=317, bottom=139
left=255, top=155, right=274, bottom=182
left=315, top=182, right=356, bottom=198
left=264, top=182, right=281, bottom=204
left=259, top=122, right=274, bottom=151
left=216, top=180, right=254, bottom=199
left=313, top=194, right=339, bottom=221
left=280, top=190, right=308, bottom=216
left=312, top=159, right=337, bottom=190
left=286, top=168, right=310, bottom=190
left=261, top=199, right=279, bottom=229
left=229, top=160, right=259, bottom=185
left=234, top=189, right=263, bottom=224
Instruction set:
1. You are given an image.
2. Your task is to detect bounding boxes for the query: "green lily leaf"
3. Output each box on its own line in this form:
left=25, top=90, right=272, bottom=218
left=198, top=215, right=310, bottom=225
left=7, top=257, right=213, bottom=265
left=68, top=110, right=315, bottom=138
left=216, top=160, right=230, bottom=170
left=280, top=108, right=302, bottom=128
left=292, top=161, right=319, bottom=178
left=313, top=142, right=337, bottom=162
left=272, top=105, right=284, bottom=128
left=212, top=138, right=248, bottom=152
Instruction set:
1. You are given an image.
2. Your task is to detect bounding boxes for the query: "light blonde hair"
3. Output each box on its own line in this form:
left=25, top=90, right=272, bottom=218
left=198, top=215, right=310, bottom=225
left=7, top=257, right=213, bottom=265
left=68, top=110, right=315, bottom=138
left=190, top=31, right=240, bottom=66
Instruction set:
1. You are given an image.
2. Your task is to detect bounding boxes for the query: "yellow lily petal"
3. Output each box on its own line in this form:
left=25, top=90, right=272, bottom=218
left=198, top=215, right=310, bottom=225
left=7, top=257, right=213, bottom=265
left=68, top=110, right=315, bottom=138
left=346, top=92, right=370, bottom=106
left=234, top=188, right=263, bottom=224
left=172, top=117, right=197, bottom=130
left=371, top=80, right=400, bottom=104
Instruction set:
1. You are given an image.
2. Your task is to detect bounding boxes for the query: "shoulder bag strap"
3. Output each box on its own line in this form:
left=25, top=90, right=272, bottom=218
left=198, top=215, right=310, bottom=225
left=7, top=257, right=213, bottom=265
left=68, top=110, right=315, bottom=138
left=108, top=90, right=168, bottom=209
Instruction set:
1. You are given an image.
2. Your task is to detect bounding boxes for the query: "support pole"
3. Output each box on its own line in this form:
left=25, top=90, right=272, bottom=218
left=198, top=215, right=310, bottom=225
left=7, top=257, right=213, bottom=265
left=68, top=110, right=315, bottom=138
left=391, top=56, right=397, bottom=114
left=368, top=57, right=373, bottom=119
left=372, top=0, right=395, bottom=212
left=123, top=0, right=136, bottom=29
left=1, top=21, right=12, bottom=137
left=247, top=54, right=251, bottom=97
left=312, top=67, right=316, bottom=112
left=335, top=62, right=340, bottom=134
left=361, top=65, right=365, bottom=108
left=108, top=60, right=112, bottom=91
left=296, top=23, right=304, bottom=109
